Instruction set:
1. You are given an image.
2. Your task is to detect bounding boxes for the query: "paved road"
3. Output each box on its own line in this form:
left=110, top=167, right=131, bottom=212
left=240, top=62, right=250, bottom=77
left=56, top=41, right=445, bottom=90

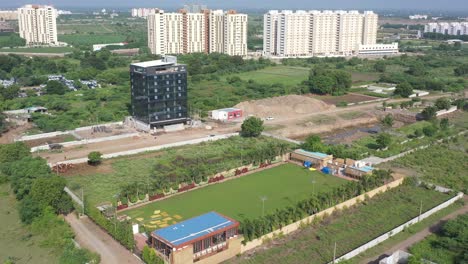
left=364, top=196, right=468, bottom=264
left=65, top=214, right=141, bottom=264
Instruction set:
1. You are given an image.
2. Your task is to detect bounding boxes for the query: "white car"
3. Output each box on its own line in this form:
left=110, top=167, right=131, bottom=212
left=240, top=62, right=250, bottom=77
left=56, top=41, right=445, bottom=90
left=265, top=116, right=274, bottom=121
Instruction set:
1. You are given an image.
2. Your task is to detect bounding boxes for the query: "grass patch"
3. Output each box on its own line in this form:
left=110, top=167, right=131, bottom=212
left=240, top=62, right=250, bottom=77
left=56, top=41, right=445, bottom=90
left=58, top=34, right=127, bottom=46
left=224, top=66, right=310, bottom=86
left=0, top=184, right=58, bottom=264
left=66, top=136, right=295, bottom=206
left=229, top=185, right=454, bottom=264
left=0, top=47, right=74, bottom=53
left=347, top=200, right=464, bottom=264
left=338, top=111, right=365, bottom=120
left=123, top=163, right=347, bottom=226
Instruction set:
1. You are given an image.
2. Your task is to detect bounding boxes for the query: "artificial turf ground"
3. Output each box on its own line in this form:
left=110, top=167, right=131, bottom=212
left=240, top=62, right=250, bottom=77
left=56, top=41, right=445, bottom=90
left=123, top=163, right=347, bottom=228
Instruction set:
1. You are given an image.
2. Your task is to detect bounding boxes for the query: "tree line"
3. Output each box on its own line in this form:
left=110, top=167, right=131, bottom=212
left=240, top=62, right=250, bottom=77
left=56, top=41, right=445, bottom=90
left=0, top=142, right=100, bottom=263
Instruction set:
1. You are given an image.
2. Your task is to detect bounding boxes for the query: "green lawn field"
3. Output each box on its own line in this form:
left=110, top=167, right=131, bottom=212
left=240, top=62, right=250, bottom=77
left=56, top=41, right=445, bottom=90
left=123, top=163, right=347, bottom=228
left=225, top=66, right=310, bottom=86
left=0, top=184, right=57, bottom=264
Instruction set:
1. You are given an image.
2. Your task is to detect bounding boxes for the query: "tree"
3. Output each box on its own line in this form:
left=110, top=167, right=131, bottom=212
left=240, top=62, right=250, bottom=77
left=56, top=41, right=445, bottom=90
left=0, top=142, right=30, bottom=163
left=240, top=117, right=264, bottom=137
left=434, top=97, right=451, bottom=110
left=423, top=125, right=437, bottom=137
left=440, top=118, right=449, bottom=130
left=376, top=133, right=392, bottom=149
left=88, top=151, right=103, bottom=165
left=406, top=62, right=426, bottom=76
left=421, top=106, right=437, bottom=120
left=374, top=61, right=386, bottom=72
left=45, top=80, right=67, bottom=95
left=394, top=82, right=413, bottom=98
left=381, top=114, right=394, bottom=128
left=18, top=196, right=43, bottom=224
left=301, top=135, right=327, bottom=153
left=30, top=176, right=73, bottom=214
left=0, top=84, right=20, bottom=99
left=307, top=68, right=351, bottom=95
left=454, top=64, right=468, bottom=76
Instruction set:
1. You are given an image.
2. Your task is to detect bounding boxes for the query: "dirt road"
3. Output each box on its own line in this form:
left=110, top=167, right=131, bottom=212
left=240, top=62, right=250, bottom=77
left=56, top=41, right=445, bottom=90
left=364, top=196, right=468, bottom=264
left=65, top=214, right=141, bottom=264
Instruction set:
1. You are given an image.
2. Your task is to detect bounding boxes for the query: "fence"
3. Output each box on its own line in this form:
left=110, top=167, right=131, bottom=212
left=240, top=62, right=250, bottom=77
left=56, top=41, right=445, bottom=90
left=332, top=191, right=464, bottom=263
left=31, top=133, right=139, bottom=152
left=241, top=177, right=405, bottom=253
left=50, top=133, right=239, bottom=167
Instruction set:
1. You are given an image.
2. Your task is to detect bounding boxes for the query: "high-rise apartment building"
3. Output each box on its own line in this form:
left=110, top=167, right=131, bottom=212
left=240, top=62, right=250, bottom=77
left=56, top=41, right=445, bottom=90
left=131, top=8, right=156, bottom=18
left=147, top=8, right=247, bottom=56
left=424, top=22, right=468, bottom=35
left=130, top=56, right=188, bottom=127
left=263, top=10, right=379, bottom=57
left=18, top=5, right=57, bottom=46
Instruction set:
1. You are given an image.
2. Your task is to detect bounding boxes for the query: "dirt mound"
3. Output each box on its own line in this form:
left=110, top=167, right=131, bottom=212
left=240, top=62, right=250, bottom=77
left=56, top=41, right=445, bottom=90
left=234, top=95, right=334, bottom=118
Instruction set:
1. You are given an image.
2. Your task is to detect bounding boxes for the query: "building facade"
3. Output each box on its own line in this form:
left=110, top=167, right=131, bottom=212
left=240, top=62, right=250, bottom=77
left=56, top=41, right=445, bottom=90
left=263, top=10, right=379, bottom=57
left=17, top=5, right=57, bottom=46
left=130, top=56, right=188, bottom=127
left=424, top=22, right=468, bottom=35
left=151, top=212, right=241, bottom=264
left=147, top=8, right=247, bottom=56
left=131, top=8, right=156, bottom=18
left=0, top=10, right=18, bottom=22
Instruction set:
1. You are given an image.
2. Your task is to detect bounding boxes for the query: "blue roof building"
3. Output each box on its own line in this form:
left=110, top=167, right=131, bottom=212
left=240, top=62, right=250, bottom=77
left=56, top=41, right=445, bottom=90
left=150, top=211, right=241, bottom=263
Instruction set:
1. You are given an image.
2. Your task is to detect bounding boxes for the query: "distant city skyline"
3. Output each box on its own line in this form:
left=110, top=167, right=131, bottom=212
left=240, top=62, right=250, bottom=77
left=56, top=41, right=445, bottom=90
left=1, top=0, right=468, bottom=12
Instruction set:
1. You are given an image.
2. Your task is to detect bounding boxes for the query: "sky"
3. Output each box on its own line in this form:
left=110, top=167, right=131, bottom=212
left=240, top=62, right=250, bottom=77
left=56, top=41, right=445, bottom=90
left=1, top=0, right=467, bottom=12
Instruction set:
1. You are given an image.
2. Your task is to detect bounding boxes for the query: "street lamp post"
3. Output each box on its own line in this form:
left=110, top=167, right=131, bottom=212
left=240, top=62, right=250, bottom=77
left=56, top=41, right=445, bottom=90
left=260, top=196, right=267, bottom=217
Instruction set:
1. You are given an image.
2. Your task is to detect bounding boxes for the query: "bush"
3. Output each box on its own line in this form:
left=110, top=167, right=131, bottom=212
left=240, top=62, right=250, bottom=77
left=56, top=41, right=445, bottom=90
left=423, top=125, right=437, bottom=137
left=241, top=117, right=264, bottom=137
left=88, top=151, right=102, bottom=165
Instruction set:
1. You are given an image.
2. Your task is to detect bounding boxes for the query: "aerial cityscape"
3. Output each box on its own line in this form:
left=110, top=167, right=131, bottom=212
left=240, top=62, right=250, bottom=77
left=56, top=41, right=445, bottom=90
left=0, top=1, right=467, bottom=264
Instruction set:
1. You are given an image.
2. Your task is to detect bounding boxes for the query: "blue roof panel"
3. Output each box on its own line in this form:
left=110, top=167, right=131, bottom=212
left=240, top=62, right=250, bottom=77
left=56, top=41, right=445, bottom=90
left=296, top=149, right=329, bottom=159
left=153, top=212, right=235, bottom=247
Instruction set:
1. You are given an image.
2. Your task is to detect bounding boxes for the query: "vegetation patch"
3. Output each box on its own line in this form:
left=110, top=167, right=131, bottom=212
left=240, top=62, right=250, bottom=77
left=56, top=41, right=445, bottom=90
left=228, top=185, right=454, bottom=264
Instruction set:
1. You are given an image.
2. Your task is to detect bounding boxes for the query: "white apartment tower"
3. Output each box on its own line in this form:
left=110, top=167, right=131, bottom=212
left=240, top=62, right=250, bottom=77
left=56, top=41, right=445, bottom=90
left=264, top=10, right=379, bottom=57
left=424, top=22, right=468, bottom=35
left=18, top=5, right=57, bottom=46
left=147, top=8, right=247, bottom=56
left=223, top=11, right=248, bottom=56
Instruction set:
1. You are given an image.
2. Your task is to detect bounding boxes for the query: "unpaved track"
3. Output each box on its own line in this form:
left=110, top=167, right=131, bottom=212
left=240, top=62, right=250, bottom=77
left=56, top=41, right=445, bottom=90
left=363, top=196, right=468, bottom=264
left=65, top=214, right=140, bottom=264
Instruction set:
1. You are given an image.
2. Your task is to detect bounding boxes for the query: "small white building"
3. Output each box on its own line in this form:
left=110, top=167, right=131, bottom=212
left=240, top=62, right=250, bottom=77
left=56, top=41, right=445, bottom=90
left=209, top=108, right=243, bottom=121
left=409, top=90, right=429, bottom=98
left=367, top=83, right=396, bottom=94
left=357, top=43, right=399, bottom=55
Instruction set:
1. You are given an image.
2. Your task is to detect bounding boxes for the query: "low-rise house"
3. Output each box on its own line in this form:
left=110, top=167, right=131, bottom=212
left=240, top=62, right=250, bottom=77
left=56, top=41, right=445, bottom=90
left=290, top=149, right=333, bottom=168
left=344, top=160, right=374, bottom=178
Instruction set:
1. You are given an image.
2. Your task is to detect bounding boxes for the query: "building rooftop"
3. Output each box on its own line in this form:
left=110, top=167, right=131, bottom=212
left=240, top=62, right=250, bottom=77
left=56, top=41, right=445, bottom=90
left=152, top=212, right=237, bottom=247
left=351, top=165, right=374, bottom=173
left=217, top=108, right=241, bottom=112
left=294, top=149, right=330, bottom=159
left=131, top=60, right=175, bottom=68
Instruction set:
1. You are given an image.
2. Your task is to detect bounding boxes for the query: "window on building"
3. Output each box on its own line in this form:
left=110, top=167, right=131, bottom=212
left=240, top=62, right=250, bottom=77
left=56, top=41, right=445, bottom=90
left=193, top=240, right=202, bottom=253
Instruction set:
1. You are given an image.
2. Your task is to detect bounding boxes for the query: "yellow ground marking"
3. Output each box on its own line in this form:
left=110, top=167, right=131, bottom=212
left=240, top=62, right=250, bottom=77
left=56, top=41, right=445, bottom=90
left=173, top=215, right=182, bottom=219
left=136, top=218, right=144, bottom=221
left=163, top=217, right=172, bottom=221
left=159, top=224, right=169, bottom=228
left=153, top=210, right=161, bottom=214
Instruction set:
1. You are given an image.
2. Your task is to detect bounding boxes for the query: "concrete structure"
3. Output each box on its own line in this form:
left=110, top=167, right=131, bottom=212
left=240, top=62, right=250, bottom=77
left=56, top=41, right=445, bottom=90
left=130, top=56, right=188, bottom=127
left=424, top=22, right=468, bottom=35
left=344, top=160, right=374, bottom=178
left=151, top=212, right=241, bottom=264
left=92, top=42, right=126, bottom=51
left=147, top=8, right=247, bottom=56
left=263, top=10, right=378, bottom=57
left=357, top=43, right=399, bottom=55
left=0, top=10, right=18, bottom=21
left=409, top=89, right=429, bottom=98
left=209, top=108, right=242, bottom=121
left=131, top=8, right=156, bottom=18
left=18, top=5, right=57, bottom=46
left=290, top=149, right=333, bottom=168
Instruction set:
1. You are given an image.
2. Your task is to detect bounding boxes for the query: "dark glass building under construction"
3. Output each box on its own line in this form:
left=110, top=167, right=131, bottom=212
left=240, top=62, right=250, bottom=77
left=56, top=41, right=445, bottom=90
left=130, top=56, right=188, bottom=127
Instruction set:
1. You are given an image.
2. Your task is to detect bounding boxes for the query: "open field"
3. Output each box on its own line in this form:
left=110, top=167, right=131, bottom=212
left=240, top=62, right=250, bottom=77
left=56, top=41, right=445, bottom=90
left=0, top=47, right=74, bottom=53
left=58, top=34, right=127, bottom=46
left=228, top=185, right=454, bottom=264
left=122, top=163, right=347, bottom=229
left=0, top=184, right=57, bottom=264
left=387, top=133, right=468, bottom=192
left=224, top=66, right=310, bottom=86
left=350, top=71, right=380, bottom=84
left=64, top=136, right=295, bottom=206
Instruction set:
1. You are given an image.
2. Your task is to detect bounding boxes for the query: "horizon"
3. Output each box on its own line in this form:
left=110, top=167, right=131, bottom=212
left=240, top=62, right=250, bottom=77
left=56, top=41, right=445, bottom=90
left=1, top=0, right=468, bottom=13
